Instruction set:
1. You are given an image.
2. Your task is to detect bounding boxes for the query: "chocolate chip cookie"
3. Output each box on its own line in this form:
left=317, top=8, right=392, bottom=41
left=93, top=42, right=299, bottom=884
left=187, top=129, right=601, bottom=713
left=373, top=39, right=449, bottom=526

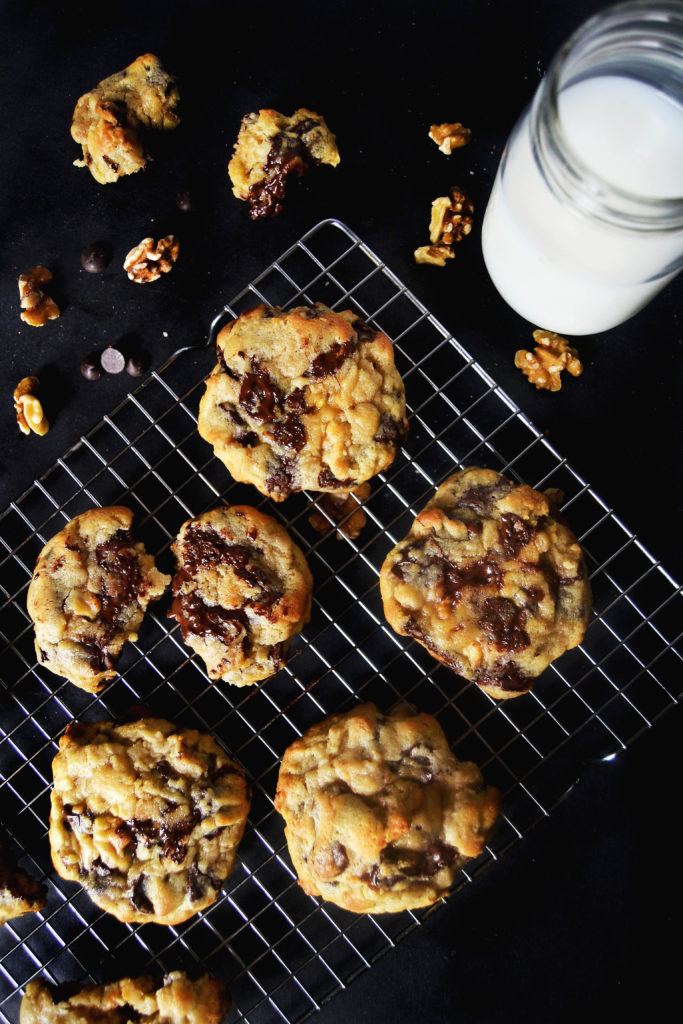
left=71, top=53, right=180, bottom=184
left=197, top=303, right=408, bottom=501
left=27, top=507, right=170, bottom=693
left=20, top=971, right=229, bottom=1024
left=49, top=717, right=250, bottom=925
left=380, top=468, right=592, bottom=699
left=274, top=702, right=500, bottom=913
left=169, top=506, right=312, bottom=686
left=228, top=107, right=340, bottom=218
left=0, top=844, right=46, bottom=926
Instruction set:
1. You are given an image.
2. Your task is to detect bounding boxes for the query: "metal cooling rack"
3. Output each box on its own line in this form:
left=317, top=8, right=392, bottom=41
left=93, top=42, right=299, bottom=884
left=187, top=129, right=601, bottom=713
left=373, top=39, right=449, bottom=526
left=1, top=218, right=681, bottom=1024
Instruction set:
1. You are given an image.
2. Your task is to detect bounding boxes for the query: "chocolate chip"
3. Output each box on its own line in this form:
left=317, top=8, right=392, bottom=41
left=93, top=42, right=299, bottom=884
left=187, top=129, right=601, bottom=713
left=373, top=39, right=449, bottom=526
left=125, top=352, right=147, bottom=377
left=80, top=242, right=110, bottom=274
left=100, top=346, right=126, bottom=374
left=304, top=339, right=356, bottom=379
left=478, top=597, right=529, bottom=652
left=80, top=353, right=104, bottom=380
left=176, top=190, right=193, bottom=212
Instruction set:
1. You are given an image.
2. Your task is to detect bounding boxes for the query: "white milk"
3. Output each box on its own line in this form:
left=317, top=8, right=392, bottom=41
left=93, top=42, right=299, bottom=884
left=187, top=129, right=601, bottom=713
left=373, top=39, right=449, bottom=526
left=482, top=75, right=683, bottom=334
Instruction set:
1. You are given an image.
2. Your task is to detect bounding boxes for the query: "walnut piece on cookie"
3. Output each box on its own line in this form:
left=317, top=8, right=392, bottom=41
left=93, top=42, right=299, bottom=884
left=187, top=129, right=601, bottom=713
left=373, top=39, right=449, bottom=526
left=515, top=329, right=583, bottom=392
left=49, top=717, right=250, bottom=926
left=124, top=234, right=180, bottom=282
left=169, top=506, right=313, bottom=686
left=380, top=467, right=592, bottom=699
left=20, top=972, right=230, bottom=1024
left=197, top=303, right=408, bottom=501
left=18, top=266, right=60, bottom=326
left=275, top=702, right=500, bottom=913
left=228, top=108, right=340, bottom=219
left=0, top=843, right=46, bottom=926
left=428, top=121, right=472, bottom=154
left=13, top=376, right=49, bottom=436
left=71, top=54, right=179, bottom=184
left=27, top=506, right=170, bottom=693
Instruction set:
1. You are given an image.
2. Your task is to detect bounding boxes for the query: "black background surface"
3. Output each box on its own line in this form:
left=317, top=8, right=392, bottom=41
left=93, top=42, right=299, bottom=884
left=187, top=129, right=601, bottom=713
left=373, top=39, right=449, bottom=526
left=0, top=1, right=681, bottom=1021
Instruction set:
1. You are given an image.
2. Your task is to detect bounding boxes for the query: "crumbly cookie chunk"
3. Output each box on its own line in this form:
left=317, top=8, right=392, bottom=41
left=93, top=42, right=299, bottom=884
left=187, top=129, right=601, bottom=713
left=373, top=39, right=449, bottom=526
left=197, top=304, right=408, bottom=501
left=27, top=507, right=170, bottom=693
left=228, top=108, right=340, bottom=218
left=49, top=717, right=250, bottom=926
left=0, top=845, right=46, bottom=926
left=20, top=971, right=229, bottom=1024
left=275, top=702, right=500, bottom=913
left=169, top=506, right=312, bottom=686
left=380, top=468, right=591, bottom=699
left=71, top=54, right=179, bottom=184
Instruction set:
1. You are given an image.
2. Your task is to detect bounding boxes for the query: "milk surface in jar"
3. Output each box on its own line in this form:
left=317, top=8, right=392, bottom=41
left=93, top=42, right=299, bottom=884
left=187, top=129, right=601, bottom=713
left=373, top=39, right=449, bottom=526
left=482, top=1, right=683, bottom=335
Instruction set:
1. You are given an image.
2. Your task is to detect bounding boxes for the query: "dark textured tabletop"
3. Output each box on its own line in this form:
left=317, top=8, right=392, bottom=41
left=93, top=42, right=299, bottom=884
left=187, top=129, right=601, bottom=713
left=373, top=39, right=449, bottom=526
left=1, top=0, right=681, bottom=1020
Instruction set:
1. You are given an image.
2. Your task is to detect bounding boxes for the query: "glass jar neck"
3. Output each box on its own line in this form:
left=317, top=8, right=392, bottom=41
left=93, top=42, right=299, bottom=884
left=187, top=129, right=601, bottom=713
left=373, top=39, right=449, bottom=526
left=530, top=0, right=683, bottom=232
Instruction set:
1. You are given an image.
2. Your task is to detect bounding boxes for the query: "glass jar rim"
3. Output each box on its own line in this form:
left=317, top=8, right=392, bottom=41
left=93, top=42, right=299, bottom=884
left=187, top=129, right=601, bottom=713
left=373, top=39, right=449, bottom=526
left=533, top=0, right=683, bottom=231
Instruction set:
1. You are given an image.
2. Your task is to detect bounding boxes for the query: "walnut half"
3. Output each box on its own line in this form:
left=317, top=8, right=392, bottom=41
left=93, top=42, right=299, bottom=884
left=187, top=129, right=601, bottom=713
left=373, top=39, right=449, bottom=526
left=428, top=122, right=471, bottom=154
left=14, top=376, right=50, bottom=436
left=123, top=235, right=180, bottom=283
left=514, top=330, right=583, bottom=392
left=18, top=266, right=60, bottom=327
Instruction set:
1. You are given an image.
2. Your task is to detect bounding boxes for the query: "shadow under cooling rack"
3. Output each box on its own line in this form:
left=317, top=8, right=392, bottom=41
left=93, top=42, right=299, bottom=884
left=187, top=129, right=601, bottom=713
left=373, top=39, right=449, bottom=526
left=1, top=219, right=681, bottom=1024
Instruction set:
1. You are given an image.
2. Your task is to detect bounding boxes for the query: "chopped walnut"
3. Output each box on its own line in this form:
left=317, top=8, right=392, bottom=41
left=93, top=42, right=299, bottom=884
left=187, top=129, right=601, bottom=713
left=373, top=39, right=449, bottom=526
left=13, top=376, right=49, bottom=436
left=123, top=235, right=180, bottom=283
left=514, top=330, right=583, bottom=392
left=414, top=244, right=455, bottom=266
left=429, top=187, right=474, bottom=245
left=428, top=122, right=471, bottom=154
left=18, top=266, right=60, bottom=326
left=308, top=484, right=371, bottom=540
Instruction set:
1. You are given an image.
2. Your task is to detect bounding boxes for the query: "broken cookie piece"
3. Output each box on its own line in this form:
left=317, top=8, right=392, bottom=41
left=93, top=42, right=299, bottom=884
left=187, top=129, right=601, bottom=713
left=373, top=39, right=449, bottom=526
left=228, top=108, right=340, bottom=219
left=71, top=53, right=180, bottom=185
left=18, top=266, right=60, bottom=326
left=0, top=843, right=46, bottom=926
left=515, top=329, right=583, bottom=391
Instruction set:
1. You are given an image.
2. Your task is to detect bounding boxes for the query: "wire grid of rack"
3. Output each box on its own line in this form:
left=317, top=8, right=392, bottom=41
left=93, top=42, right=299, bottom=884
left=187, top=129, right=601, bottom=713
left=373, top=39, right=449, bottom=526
left=1, top=219, right=681, bottom=1024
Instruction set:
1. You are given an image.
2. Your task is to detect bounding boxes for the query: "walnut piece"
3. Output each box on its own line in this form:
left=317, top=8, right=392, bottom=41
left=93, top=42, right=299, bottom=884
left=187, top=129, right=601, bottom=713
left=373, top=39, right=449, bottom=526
left=429, top=187, right=474, bottom=245
left=18, top=266, right=60, bottom=327
left=308, top=484, right=371, bottom=540
left=414, top=244, right=455, bottom=266
left=123, top=235, right=180, bottom=283
left=428, top=122, right=471, bottom=154
left=71, top=54, right=180, bottom=185
left=514, top=330, right=583, bottom=392
left=13, top=376, right=49, bottom=436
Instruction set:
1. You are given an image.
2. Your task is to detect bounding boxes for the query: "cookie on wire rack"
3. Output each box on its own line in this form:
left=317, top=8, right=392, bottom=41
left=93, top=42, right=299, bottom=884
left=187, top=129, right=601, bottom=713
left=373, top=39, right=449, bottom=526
left=275, top=702, right=500, bottom=913
left=49, top=717, right=250, bottom=926
left=197, top=303, right=408, bottom=501
left=379, top=467, right=592, bottom=698
left=168, top=505, right=313, bottom=686
left=27, top=506, right=170, bottom=693
left=20, top=971, right=229, bottom=1024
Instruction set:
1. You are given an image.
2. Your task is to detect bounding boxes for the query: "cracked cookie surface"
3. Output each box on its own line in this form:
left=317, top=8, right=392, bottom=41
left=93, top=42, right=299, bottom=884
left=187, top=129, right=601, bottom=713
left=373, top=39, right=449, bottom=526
left=228, top=108, right=339, bottom=218
left=49, top=717, right=250, bottom=925
left=20, top=971, right=229, bottom=1024
left=380, top=468, right=592, bottom=698
left=169, top=506, right=313, bottom=686
left=197, top=303, right=408, bottom=501
left=71, top=53, right=179, bottom=184
left=274, top=702, right=500, bottom=913
left=27, top=506, right=170, bottom=693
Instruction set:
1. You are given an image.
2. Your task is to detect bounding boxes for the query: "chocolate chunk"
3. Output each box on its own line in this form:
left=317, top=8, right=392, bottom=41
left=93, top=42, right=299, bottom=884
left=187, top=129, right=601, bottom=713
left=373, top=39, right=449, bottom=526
left=80, top=242, right=111, bottom=274
left=171, top=592, right=249, bottom=644
left=479, top=597, right=529, bottom=652
left=131, top=876, right=154, bottom=914
left=266, top=456, right=298, bottom=498
left=272, top=413, right=306, bottom=452
left=440, top=557, right=504, bottom=602
left=187, top=863, right=205, bottom=902
left=100, top=346, right=126, bottom=374
left=476, top=660, right=529, bottom=693
left=458, top=481, right=512, bottom=515
left=374, top=413, right=407, bottom=444
left=285, top=387, right=313, bottom=414
left=353, top=318, right=379, bottom=343
left=330, top=841, right=349, bottom=873
left=304, top=339, right=356, bottom=379
left=80, top=352, right=104, bottom=380
left=239, top=361, right=282, bottom=422
left=318, top=467, right=353, bottom=489
left=176, top=190, right=193, bottom=212
left=499, top=512, right=534, bottom=558
left=237, top=430, right=259, bottom=447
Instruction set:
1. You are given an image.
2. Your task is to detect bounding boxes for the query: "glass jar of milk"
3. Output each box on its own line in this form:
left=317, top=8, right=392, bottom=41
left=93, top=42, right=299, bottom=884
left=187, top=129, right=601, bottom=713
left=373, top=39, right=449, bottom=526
left=481, top=1, right=683, bottom=335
